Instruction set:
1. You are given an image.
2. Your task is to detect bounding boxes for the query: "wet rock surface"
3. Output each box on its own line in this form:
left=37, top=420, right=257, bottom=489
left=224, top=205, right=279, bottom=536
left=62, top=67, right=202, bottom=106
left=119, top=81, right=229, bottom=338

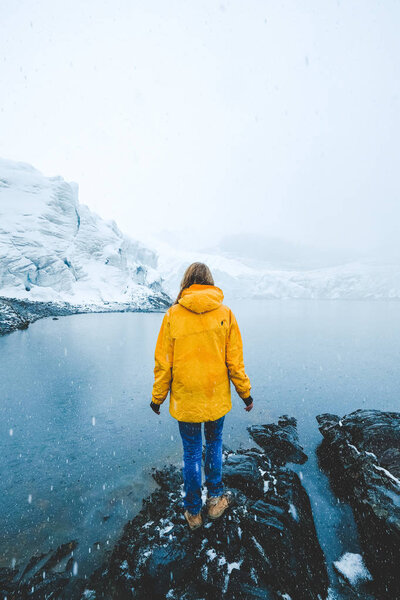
left=0, top=295, right=171, bottom=336
left=317, top=409, right=400, bottom=597
left=0, top=297, right=78, bottom=335
left=248, top=415, right=308, bottom=466
left=82, top=417, right=328, bottom=600
left=0, top=541, right=86, bottom=600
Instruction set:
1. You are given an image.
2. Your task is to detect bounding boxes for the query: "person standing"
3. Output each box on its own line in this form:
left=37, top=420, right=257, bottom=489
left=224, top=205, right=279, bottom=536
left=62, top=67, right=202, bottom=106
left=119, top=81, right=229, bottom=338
left=150, top=262, right=253, bottom=530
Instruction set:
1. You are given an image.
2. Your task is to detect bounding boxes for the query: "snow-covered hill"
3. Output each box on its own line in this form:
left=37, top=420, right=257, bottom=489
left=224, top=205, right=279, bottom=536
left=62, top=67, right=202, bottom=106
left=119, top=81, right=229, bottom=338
left=145, top=237, right=400, bottom=303
left=0, top=158, right=171, bottom=309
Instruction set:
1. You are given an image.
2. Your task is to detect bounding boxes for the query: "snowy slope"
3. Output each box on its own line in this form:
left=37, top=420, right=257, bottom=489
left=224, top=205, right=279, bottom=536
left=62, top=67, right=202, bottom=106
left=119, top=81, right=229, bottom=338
left=0, top=158, right=170, bottom=308
left=146, top=238, right=400, bottom=302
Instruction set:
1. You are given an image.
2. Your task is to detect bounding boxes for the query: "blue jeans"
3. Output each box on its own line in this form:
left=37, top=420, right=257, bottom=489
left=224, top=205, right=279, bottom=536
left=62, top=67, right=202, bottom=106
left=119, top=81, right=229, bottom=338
left=178, top=415, right=225, bottom=514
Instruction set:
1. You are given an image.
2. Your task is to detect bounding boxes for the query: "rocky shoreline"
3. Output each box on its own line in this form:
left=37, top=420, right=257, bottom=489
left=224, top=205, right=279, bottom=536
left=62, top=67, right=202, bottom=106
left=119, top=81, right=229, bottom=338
left=317, top=409, right=400, bottom=598
left=0, top=294, right=172, bottom=336
left=1, top=411, right=398, bottom=600
left=81, top=416, right=328, bottom=600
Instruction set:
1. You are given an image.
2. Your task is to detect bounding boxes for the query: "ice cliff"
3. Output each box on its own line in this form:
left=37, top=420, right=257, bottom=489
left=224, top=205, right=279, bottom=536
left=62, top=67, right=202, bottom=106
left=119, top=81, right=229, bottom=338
left=0, top=158, right=170, bottom=308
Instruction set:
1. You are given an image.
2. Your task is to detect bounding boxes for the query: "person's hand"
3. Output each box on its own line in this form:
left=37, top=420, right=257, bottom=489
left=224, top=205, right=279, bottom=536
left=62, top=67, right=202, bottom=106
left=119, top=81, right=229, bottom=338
left=150, top=401, right=161, bottom=415
left=243, top=395, right=254, bottom=412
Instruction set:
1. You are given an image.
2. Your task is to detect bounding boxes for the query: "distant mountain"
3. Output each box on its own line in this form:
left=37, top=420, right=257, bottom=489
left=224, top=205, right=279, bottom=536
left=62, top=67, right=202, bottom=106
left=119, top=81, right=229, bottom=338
left=145, top=236, right=400, bottom=302
left=213, top=233, right=363, bottom=270
left=0, top=158, right=171, bottom=309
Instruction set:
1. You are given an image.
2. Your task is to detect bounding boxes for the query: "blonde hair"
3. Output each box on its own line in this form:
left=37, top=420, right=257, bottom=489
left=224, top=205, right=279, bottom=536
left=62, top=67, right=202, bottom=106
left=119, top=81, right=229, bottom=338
left=174, top=262, right=214, bottom=304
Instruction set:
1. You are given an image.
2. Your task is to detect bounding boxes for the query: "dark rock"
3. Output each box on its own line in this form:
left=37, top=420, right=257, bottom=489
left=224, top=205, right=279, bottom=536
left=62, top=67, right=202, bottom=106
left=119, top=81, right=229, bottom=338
left=0, top=294, right=172, bottom=336
left=0, top=567, right=19, bottom=597
left=317, top=409, right=400, bottom=597
left=83, top=418, right=327, bottom=600
left=41, top=540, right=78, bottom=573
left=248, top=414, right=308, bottom=465
left=0, top=540, right=85, bottom=599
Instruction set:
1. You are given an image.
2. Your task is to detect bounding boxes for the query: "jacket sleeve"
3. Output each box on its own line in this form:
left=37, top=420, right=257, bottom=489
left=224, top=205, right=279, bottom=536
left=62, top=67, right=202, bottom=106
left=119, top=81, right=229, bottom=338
left=151, top=310, right=174, bottom=405
left=226, top=310, right=252, bottom=400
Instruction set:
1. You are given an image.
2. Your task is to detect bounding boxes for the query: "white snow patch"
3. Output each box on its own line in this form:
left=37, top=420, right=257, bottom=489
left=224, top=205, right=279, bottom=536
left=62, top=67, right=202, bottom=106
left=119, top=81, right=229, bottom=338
left=251, top=536, right=270, bottom=563
left=159, top=523, right=174, bottom=536
left=142, top=521, right=154, bottom=529
left=288, top=503, right=298, bottom=521
left=347, top=443, right=360, bottom=455
left=365, top=451, right=377, bottom=459
left=206, top=548, right=217, bottom=561
left=227, top=559, right=243, bottom=574
left=333, top=552, right=372, bottom=586
left=373, top=464, right=400, bottom=488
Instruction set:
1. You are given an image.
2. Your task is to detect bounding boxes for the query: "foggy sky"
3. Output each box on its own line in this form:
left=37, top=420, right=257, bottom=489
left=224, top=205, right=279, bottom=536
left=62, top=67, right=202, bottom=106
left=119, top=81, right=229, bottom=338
left=1, top=0, right=399, bottom=257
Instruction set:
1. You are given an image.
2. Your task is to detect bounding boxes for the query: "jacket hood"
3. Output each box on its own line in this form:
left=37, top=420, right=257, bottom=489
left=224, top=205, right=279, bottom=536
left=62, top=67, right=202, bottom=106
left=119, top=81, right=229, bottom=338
left=178, top=284, right=224, bottom=314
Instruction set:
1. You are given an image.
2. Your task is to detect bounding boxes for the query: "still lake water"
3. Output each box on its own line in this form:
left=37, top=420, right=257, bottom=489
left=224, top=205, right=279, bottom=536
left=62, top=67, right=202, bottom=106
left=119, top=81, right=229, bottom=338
left=1, top=299, right=399, bottom=592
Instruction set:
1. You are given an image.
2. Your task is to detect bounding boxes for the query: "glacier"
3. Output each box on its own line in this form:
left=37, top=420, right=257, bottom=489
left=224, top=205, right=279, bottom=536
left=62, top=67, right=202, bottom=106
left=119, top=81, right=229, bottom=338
left=1, top=155, right=399, bottom=335
left=0, top=158, right=171, bottom=310
left=146, top=238, right=400, bottom=302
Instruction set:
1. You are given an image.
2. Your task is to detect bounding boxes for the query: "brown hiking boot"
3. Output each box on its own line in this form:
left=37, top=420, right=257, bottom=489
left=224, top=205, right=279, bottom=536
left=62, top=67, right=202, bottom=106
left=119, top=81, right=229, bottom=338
left=184, top=509, right=203, bottom=530
left=206, top=491, right=233, bottom=520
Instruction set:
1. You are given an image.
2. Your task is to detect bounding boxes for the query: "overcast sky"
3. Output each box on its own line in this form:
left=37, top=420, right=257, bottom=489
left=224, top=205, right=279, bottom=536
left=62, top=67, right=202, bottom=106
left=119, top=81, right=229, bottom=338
left=1, top=0, right=399, bottom=257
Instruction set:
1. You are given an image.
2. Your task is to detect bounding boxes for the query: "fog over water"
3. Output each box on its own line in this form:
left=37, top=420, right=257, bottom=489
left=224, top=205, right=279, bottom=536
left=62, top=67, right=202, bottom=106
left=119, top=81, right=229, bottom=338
left=1, top=1, right=399, bottom=262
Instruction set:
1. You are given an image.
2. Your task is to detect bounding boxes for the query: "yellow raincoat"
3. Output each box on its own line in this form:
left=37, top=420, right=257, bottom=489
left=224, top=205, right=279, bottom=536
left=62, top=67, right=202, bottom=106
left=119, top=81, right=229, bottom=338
left=151, top=284, right=252, bottom=422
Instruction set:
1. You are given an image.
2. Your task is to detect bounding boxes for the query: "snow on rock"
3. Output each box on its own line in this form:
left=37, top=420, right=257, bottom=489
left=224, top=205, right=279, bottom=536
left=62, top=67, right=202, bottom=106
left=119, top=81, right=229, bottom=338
left=79, top=419, right=329, bottom=600
left=333, top=552, right=372, bottom=587
left=0, top=158, right=170, bottom=308
left=317, top=409, right=400, bottom=596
